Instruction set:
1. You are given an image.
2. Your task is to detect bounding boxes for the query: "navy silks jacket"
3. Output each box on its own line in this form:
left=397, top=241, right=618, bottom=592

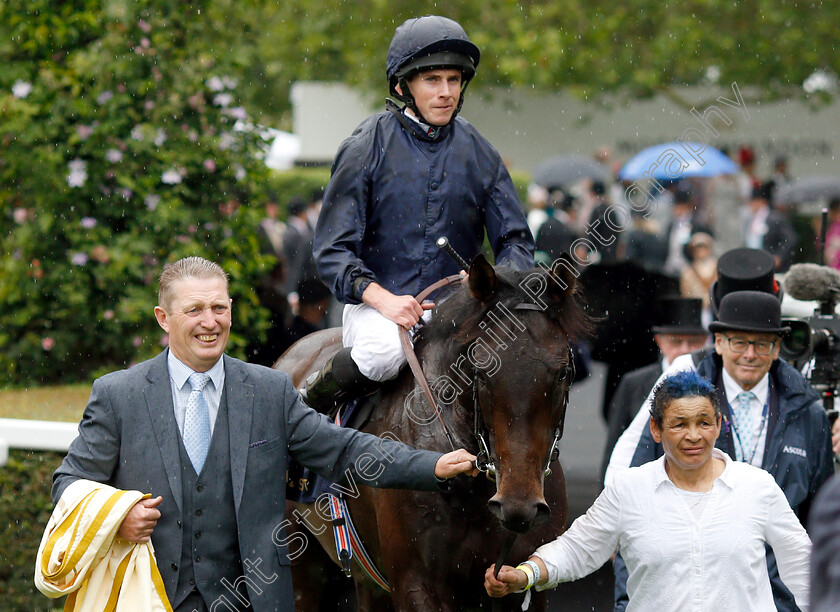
left=314, top=107, right=534, bottom=304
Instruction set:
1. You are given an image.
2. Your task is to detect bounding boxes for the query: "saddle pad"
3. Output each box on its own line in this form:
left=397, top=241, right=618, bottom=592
left=286, top=396, right=365, bottom=503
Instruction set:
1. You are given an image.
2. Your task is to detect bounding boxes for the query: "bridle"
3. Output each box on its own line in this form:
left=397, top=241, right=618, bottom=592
left=398, top=274, right=576, bottom=606
left=398, top=278, right=575, bottom=481
left=471, top=337, right=574, bottom=481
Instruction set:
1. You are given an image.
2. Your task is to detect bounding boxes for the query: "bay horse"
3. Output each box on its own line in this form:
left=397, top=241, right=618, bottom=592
left=275, top=254, right=591, bottom=611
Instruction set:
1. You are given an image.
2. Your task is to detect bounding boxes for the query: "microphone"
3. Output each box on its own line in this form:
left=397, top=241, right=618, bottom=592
left=783, top=263, right=840, bottom=303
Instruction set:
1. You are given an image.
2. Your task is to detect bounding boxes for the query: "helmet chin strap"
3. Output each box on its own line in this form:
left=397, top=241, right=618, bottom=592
left=396, top=76, right=471, bottom=127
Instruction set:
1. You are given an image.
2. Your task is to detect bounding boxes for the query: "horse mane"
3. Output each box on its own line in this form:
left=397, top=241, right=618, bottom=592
left=416, top=266, right=593, bottom=352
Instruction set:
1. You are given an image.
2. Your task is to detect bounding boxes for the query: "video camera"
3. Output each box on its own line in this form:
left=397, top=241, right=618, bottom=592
left=780, top=263, right=840, bottom=418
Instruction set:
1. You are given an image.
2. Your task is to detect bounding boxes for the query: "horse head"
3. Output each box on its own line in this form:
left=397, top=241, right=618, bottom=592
left=416, top=254, right=592, bottom=534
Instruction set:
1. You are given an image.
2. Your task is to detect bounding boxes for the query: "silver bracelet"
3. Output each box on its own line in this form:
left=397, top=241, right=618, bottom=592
left=522, top=560, right=541, bottom=587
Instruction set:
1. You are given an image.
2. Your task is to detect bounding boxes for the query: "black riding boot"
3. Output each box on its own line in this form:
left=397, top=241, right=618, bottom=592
left=300, top=347, right=380, bottom=414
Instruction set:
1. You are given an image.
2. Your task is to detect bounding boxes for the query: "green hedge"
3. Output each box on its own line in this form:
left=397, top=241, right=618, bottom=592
left=0, top=450, right=66, bottom=612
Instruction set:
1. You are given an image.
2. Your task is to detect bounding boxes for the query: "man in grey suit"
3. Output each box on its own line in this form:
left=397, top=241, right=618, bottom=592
left=52, top=256, right=476, bottom=612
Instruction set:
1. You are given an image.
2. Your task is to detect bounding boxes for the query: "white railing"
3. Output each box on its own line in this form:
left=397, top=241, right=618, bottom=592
left=0, top=418, right=77, bottom=466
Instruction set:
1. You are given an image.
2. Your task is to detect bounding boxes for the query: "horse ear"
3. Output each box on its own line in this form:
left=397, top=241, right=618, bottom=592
left=468, top=254, right=497, bottom=301
left=548, top=253, right=579, bottom=298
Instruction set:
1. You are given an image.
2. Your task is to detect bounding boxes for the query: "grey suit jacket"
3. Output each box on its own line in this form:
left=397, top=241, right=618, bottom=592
left=53, top=351, right=442, bottom=611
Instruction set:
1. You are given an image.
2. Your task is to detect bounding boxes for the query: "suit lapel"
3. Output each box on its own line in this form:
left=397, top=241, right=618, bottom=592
left=225, top=355, right=254, bottom=517
left=143, top=351, right=184, bottom=513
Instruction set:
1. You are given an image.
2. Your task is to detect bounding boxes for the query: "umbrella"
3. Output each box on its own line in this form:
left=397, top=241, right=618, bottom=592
left=774, top=175, right=840, bottom=206
left=532, top=155, right=611, bottom=189
left=618, top=142, right=737, bottom=181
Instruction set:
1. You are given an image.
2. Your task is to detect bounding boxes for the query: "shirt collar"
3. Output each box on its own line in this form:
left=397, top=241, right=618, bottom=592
left=652, top=448, right=734, bottom=490
left=722, top=367, right=769, bottom=405
left=167, top=349, right=225, bottom=391
left=403, top=107, right=432, bottom=132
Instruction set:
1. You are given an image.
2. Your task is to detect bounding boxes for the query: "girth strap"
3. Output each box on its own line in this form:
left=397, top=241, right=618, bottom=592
left=327, top=409, right=392, bottom=592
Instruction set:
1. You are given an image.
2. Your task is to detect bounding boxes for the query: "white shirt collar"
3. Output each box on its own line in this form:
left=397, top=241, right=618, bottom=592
left=721, top=366, right=769, bottom=406
left=652, top=448, right=735, bottom=490
left=403, top=107, right=432, bottom=132
left=167, top=349, right=225, bottom=391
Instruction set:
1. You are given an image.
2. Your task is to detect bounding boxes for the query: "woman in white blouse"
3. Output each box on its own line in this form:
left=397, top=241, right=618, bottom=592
left=485, top=369, right=811, bottom=611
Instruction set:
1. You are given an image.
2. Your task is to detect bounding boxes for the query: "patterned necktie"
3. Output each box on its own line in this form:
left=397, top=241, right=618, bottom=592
left=734, top=391, right=756, bottom=462
left=184, top=372, right=211, bottom=473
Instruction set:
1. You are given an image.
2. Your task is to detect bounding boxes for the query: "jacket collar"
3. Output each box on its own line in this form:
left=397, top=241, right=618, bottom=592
left=385, top=98, right=452, bottom=142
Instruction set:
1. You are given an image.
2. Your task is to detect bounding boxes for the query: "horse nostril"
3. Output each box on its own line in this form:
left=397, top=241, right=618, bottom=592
left=487, top=497, right=549, bottom=534
left=487, top=497, right=503, bottom=521
left=533, top=500, right=551, bottom=527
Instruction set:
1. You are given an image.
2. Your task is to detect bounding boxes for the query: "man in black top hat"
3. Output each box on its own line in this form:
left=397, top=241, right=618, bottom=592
left=607, top=247, right=783, bottom=473
left=600, top=296, right=708, bottom=480
left=610, top=289, right=833, bottom=612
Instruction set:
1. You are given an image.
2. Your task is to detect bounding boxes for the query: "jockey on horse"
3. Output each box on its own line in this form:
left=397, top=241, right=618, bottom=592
left=304, top=15, right=535, bottom=411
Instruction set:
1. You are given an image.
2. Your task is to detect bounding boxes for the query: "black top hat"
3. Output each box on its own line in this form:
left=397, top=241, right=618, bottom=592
left=708, top=291, right=791, bottom=335
left=652, top=297, right=707, bottom=335
left=709, top=248, right=782, bottom=316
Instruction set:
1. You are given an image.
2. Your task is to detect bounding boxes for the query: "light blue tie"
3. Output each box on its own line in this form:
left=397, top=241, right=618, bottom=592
left=184, top=372, right=211, bottom=473
left=734, top=391, right=756, bottom=462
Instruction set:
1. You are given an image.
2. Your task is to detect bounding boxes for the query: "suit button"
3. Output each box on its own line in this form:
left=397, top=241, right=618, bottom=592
left=196, top=485, right=204, bottom=492
left=195, top=555, right=201, bottom=563
left=196, top=509, right=203, bottom=516
left=189, top=578, right=196, bottom=586
left=194, top=531, right=201, bottom=539
left=422, top=256, right=430, bottom=264
left=430, top=182, right=439, bottom=190
left=171, top=563, right=178, bottom=571
left=429, top=144, right=437, bottom=152
left=177, top=520, right=182, bottom=528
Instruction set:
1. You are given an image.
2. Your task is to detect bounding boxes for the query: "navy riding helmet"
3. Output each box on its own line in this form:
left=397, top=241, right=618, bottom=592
left=386, top=16, right=480, bottom=123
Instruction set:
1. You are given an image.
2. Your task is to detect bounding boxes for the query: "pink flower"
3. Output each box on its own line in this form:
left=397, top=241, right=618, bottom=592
left=161, top=169, right=182, bottom=185
left=97, top=90, right=113, bottom=104
left=70, top=252, right=88, bottom=266
left=132, top=336, right=143, bottom=347
left=41, top=337, right=55, bottom=351
left=13, top=208, right=29, bottom=224
left=105, top=148, right=123, bottom=163
left=138, top=19, right=151, bottom=33
left=80, top=216, right=97, bottom=229
left=203, top=159, right=217, bottom=172
left=103, top=309, right=115, bottom=320
left=145, top=194, right=160, bottom=210
left=77, top=124, right=94, bottom=140
left=12, top=80, right=32, bottom=99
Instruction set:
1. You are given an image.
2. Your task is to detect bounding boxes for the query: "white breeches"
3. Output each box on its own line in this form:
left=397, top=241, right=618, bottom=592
left=342, top=303, right=430, bottom=382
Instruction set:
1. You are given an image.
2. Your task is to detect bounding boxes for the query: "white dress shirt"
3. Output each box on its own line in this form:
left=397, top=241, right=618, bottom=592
left=536, top=450, right=811, bottom=611
left=167, top=351, right=225, bottom=437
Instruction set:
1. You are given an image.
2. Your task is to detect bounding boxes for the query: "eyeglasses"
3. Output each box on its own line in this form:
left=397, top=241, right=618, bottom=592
left=722, top=336, right=777, bottom=355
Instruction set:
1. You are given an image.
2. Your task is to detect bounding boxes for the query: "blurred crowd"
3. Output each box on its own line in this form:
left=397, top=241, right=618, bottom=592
left=527, top=146, right=839, bottom=328
left=246, top=187, right=334, bottom=366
